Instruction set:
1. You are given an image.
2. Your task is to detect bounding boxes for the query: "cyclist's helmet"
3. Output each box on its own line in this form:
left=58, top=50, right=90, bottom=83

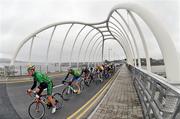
left=27, top=65, right=35, bottom=71
left=85, top=66, right=89, bottom=70
left=67, top=67, right=73, bottom=73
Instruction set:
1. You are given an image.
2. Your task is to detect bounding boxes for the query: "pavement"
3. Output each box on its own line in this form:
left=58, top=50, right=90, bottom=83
left=88, top=65, right=143, bottom=119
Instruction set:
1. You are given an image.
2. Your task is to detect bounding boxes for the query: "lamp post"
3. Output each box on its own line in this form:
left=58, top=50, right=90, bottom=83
left=108, top=48, right=112, bottom=61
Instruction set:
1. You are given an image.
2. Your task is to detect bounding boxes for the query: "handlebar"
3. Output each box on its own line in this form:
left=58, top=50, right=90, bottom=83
left=62, top=80, right=72, bottom=85
left=27, top=90, right=40, bottom=98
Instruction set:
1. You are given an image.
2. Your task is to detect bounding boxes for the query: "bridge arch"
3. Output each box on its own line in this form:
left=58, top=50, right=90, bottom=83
left=10, top=3, right=180, bottom=83
left=110, top=3, right=180, bottom=83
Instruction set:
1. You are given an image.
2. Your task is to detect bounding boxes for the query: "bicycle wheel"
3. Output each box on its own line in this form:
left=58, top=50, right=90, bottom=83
left=62, top=86, right=73, bottom=100
left=28, top=101, right=45, bottom=119
left=89, top=76, right=94, bottom=85
left=95, top=75, right=103, bottom=85
left=53, top=93, right=63, bottom=110
left=80, top=79, right=85, bottom=90
left=84, top=79, right=90, bottom=87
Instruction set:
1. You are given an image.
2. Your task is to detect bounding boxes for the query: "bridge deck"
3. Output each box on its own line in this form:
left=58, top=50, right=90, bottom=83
left=89, top=65, right=143, bottom=119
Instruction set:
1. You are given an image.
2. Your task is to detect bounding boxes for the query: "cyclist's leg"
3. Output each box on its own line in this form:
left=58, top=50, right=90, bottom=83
left=72, top=77, right=81, bottom=94
left=85, top=73, right=88, bottom=80
left=71, top=77, right=78, bottom=92
left=84, top=73, right=90, bottom=86
left=90, top=73, right=94, bottom=83
left=47, top=81, right=56, bottom=107
left=37, top=82, right=47, bottom=96
left=76, top=77, right=81, bottom=94
left=99, top=70, right=103, bottom=82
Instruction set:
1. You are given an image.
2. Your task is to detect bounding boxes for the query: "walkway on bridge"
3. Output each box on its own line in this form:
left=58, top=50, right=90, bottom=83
left=89, top=65, right=143, bottom=119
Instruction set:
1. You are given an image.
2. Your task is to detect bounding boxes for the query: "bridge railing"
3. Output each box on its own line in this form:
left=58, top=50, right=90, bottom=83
left=128, top=64, right=180, bottom=119
left=1, top=62, right=99, bottom=77
left=0, top=67, right=5, bottom=77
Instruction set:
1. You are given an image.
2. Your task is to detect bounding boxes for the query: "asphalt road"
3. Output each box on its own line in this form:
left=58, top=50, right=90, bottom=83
left=5, top=74, right=109, bottom=119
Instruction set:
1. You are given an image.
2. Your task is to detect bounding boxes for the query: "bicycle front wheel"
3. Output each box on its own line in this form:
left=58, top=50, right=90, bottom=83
left=53, top=93, right=63, bottom=110
left=28, top=101, right=45, bottom=119
left=80, top=79, right=85, bottom=91
left=62, top=86, right=73, bottom=100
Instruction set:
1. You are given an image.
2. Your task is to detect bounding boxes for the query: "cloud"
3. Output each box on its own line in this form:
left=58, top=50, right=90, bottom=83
left=0, top=0, right=179, bottom=62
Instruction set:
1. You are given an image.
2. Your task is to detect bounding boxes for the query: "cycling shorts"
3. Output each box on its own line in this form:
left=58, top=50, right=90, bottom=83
left=38, top=81, right=53, bottom=96
left=72, top=76, right=81, bottom=82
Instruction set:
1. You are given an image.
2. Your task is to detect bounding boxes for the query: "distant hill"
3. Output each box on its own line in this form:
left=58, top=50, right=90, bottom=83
left=0, top=58, right=11, bottom=63
left=0, top=58, right=164, bottom=66
left=0, top=58, right=27, bottom=64
left=105, top=58, right=164, bottom=66
left=137, top=58, right=164, bottom=66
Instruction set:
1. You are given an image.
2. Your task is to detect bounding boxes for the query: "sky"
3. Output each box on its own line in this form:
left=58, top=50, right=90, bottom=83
left=0, top=0, right=180, bottom=62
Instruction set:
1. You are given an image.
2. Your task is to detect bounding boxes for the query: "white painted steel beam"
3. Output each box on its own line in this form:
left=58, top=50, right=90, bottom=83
left=113, top=3, right=180, bottom=82
left=128, top=11, right=151, bottom=71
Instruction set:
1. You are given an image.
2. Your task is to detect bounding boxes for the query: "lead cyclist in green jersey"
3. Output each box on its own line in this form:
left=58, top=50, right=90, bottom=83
left=26, top=65, right=56, bottom=114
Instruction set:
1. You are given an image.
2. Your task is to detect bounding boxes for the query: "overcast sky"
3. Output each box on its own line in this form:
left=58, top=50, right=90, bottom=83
left=0, top=0, right=179, bottom=62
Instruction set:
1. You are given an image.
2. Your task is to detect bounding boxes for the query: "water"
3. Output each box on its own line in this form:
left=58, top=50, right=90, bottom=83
left=142, top=65, right=166, bottom=78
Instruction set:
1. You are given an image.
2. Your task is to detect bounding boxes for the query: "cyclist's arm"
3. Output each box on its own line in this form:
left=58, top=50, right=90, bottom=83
left=80, top=70, right=84, bottom=76
left=31, top=79, right=37, bottom=90
left=64, top=73, right=70, bottom=80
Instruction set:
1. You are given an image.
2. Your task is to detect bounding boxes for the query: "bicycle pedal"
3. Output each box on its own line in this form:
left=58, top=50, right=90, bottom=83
left=57, top=105, right=63, bottom=110
left=47, top=103, right=52, bottom=109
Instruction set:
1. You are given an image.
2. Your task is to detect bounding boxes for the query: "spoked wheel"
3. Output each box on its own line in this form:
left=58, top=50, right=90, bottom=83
left=53, top=93, right=63, bottom=110
left=28, top=101, right=45, bottom=119
left=80, top=79, right=85, bottom=91
left=95, top=77, right=103, bottom=85
left=84, top=78, right=90, bottom=87
left=62, top=87, right=73, bottom=101
left=89, top=78, right=94, bottom=86
left=87, top=76, right=94, bottom=86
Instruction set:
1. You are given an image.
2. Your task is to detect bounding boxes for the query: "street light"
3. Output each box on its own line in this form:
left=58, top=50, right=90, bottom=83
left=108, top=48, right=112, bottom=61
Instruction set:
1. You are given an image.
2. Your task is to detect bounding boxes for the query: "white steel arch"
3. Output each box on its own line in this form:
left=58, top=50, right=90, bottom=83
left=10, top=3, right=179, bottom=83
left=128, top=10, right=151, bottom=71
left=77, top=28, right=95, bottom=68
left=69, top=25, right=86, bottom=67
left=108, top=25, right=133, bottom=63
left=113, top=3, right=180, bottom=82
left=109, top=16, right=135, bottom=65
left=10, top=21, right=103, bottom=66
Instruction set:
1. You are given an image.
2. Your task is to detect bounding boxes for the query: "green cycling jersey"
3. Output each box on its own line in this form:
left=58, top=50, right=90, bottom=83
left=71, top=69, right=81, bottom=77
left=31, top=71, right=53, bottom=95
left=64, top=69, right=81, bottom=80
left=32, top=71, right=52, bottom=84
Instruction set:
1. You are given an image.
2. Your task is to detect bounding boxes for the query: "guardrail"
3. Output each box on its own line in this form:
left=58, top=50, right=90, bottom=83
left=0, top=67, right=5, bottom=76
left=128, top=64, right=180, bottom=119
left=1, top=62, right=104, bottom=76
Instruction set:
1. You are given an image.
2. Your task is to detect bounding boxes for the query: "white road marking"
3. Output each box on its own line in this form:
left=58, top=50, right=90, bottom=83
left=44, top=84, right=64, bottom=91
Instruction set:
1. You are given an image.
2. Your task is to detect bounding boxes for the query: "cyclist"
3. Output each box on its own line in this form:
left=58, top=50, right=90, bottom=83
left=26, top=65, right=56, bottom=114
left=95, top=65, right=104, bottom=82
left=89, top=67, right=94, bottom=80
left=81, top=66, right=90, bottom=80
left=103, top=64, right=110, bottom=79
left=62, top=68, right=81, bottom=94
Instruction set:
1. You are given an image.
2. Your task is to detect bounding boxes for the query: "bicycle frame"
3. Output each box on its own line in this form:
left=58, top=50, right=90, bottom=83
left=63, top=81, right=76, bottom=93
left=28, top=91, right=63, bottom=119
left=67, top=85, right=75, bottom=93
